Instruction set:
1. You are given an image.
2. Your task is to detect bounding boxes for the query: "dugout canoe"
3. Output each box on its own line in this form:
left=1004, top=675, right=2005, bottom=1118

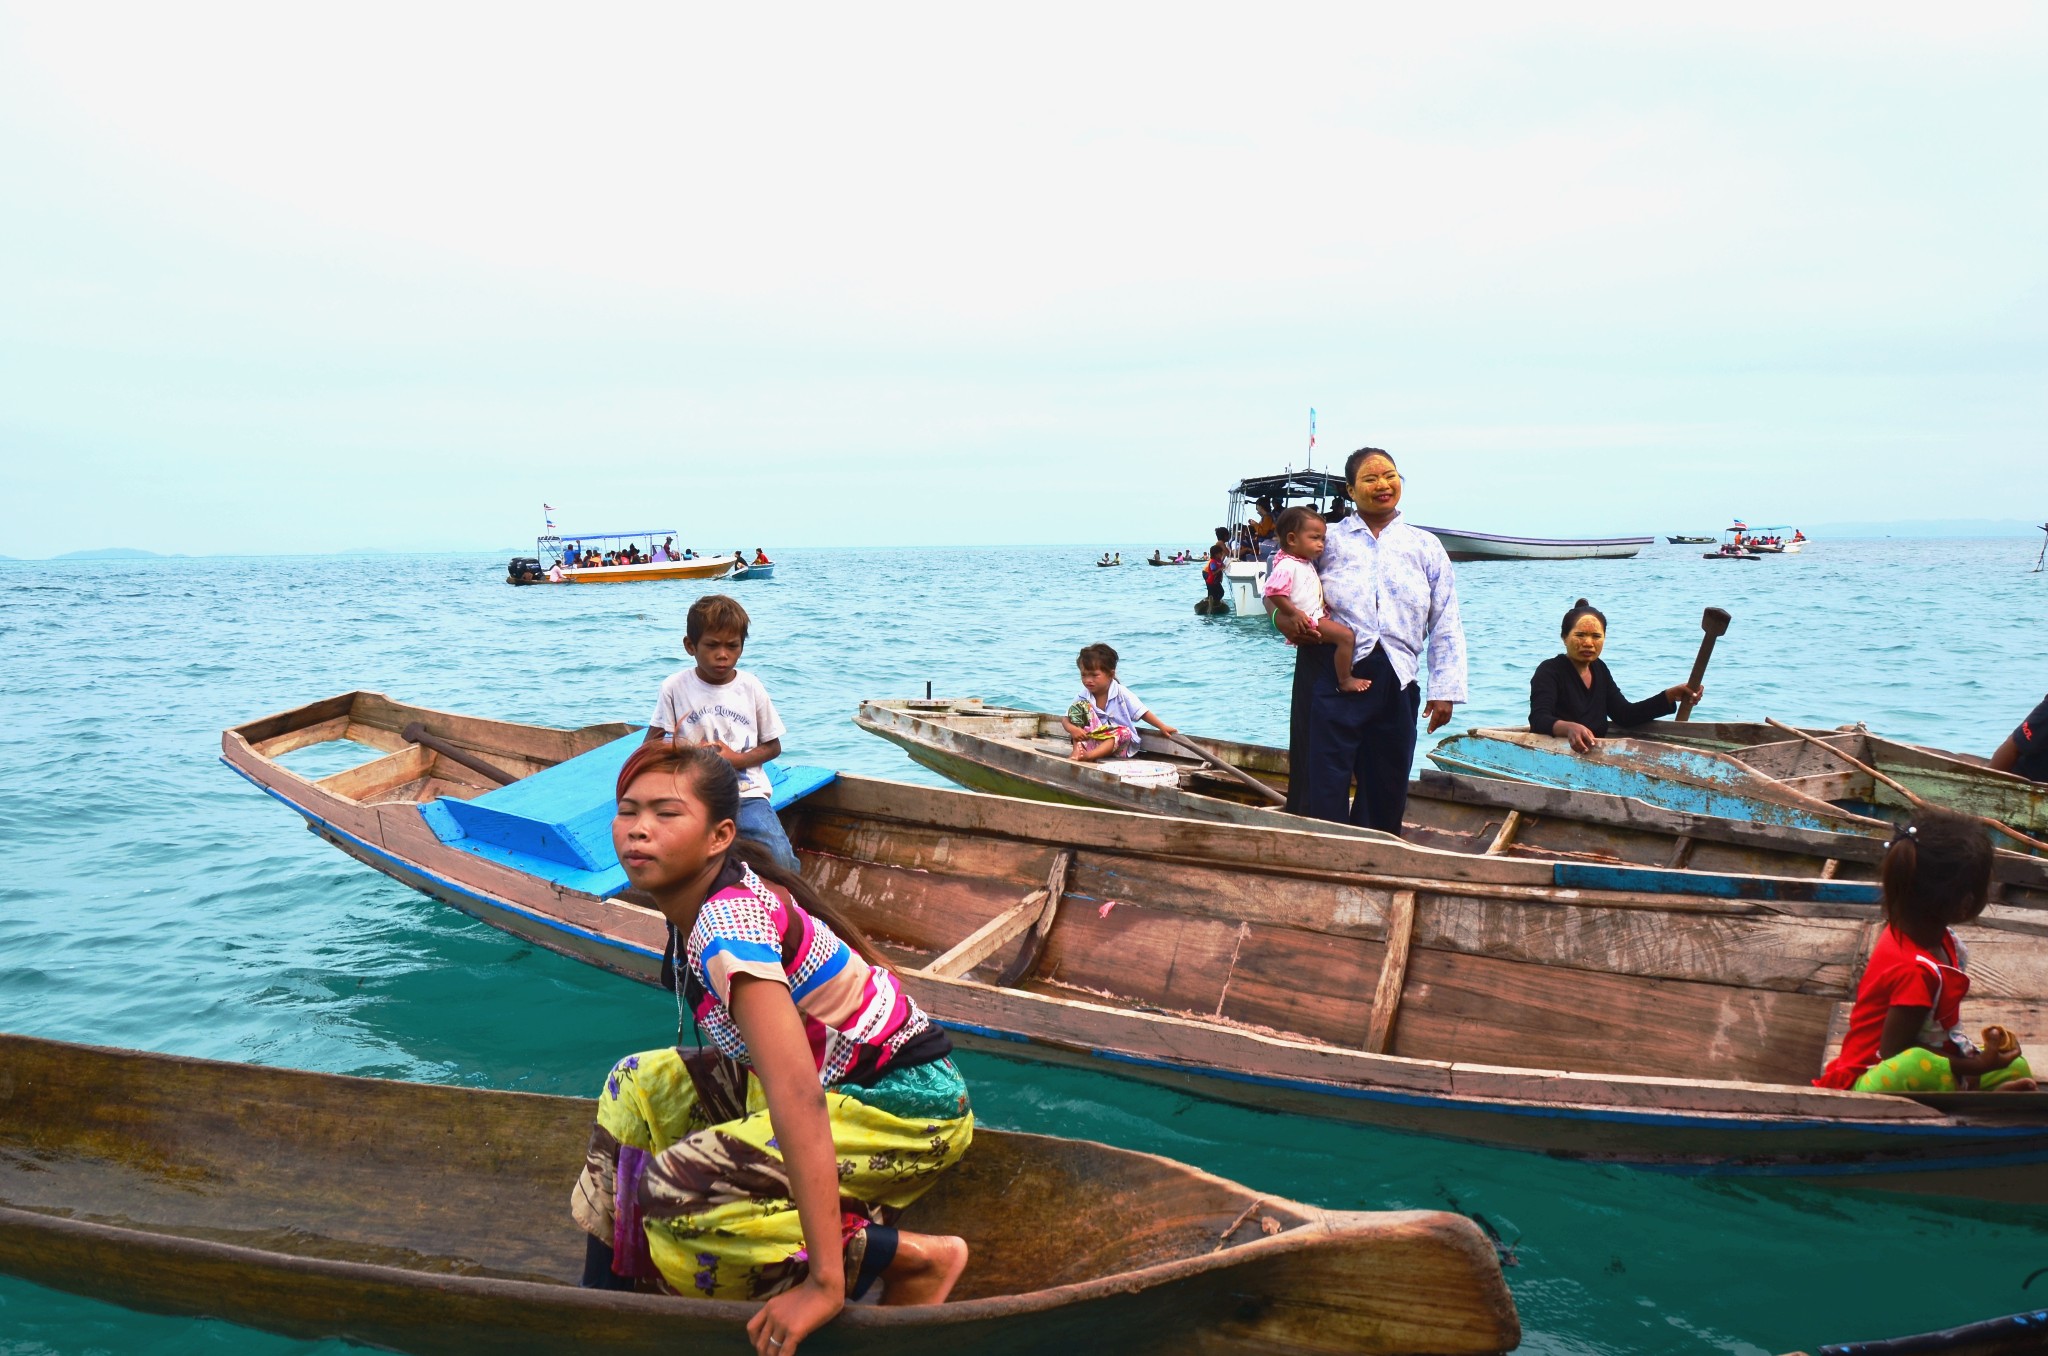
left=1782, top=1308, right=2048, bottom=1356
left=224, top=693, right=2048, bottom=1201
left=0, top=1033, right=1519, bottom=1356
left=1431, top=721, right=2048, bottom=856
left=853, top=699, right=2048, bottom=910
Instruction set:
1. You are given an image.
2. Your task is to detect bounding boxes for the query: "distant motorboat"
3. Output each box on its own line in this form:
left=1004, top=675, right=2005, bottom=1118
left=1666, top=535, right=1715, bottom=544
left=1413, top=527, right=1652, bottom=562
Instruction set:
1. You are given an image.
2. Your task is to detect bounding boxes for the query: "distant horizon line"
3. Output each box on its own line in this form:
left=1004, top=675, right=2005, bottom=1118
left=7, top=521, right=2046, bottom=563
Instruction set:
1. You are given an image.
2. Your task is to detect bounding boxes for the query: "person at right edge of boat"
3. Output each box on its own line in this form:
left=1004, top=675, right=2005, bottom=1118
left=1815, top=807, right=2037, bottom=1096
left=1990, top=692, right=2048, bottom=785
left=1276, top=446, right=1466, bottom=834
left=1528, top=598, right=1702, bottom=753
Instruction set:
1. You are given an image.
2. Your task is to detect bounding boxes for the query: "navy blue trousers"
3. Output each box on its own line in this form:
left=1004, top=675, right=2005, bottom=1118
left=1284, top=642, right=1418, bottom=833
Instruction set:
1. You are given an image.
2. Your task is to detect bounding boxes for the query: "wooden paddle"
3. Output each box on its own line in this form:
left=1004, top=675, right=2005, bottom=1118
left=1763, top=717, right=2048, bottom=855
left=1675, top=607, right=1731, bottom=722
left=1159, top=729, right=1289, bottom=807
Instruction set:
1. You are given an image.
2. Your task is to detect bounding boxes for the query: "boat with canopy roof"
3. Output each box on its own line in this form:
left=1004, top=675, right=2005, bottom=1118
left=510, top=527, right=737, bottom=585
left=1216, top=469, right=1349, bottom=616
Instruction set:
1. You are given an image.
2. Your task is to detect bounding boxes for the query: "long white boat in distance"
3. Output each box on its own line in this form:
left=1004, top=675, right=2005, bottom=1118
left=1414, top=526, right=1653, bottom=562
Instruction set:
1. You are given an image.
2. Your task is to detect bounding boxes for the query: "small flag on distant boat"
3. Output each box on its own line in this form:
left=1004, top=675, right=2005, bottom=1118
left=1308, top=408, right=1316, bottom=468
left=544, top=503, right=556, bottom=531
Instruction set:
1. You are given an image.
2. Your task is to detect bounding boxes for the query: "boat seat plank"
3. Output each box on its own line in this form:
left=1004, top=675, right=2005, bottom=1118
left=1365, top=891, right=1419, bottom=1053
left=251, top=714, right=354, bottom=760
left=926, top=893, right=1047, bottom=978
left=316, top=744, right=433, bottom=802
left=1389, top=948, right=1839, bottom=1083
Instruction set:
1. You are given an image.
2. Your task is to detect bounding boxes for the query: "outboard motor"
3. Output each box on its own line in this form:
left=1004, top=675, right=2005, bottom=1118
left=507, top=556, right=545, bottom=585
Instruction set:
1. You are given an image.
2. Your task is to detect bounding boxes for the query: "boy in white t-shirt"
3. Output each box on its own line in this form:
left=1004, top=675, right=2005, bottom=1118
left=644, top=593, right=799, bottom=873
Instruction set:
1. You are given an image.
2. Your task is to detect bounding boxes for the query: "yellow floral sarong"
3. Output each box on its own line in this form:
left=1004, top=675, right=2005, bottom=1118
left=571, top=1047, right=973, bottom=1300
left=1851, top=1047, right=2033, bottom=1094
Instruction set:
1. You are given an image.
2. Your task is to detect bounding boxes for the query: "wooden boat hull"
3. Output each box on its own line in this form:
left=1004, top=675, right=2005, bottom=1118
left=853, top=700, right=2048, bottom=911
left=1782, top=1307, right=2048, bottom=1356
left=561, top=555, right=737, bottom=583
left=0, top=1034, right=1518, bottom=1355
left=1434, top=721, right=2048, bottom=855
left=223, top=694, right=2048, bottom=1201
left=1413, top=527, right=1652, bottom=562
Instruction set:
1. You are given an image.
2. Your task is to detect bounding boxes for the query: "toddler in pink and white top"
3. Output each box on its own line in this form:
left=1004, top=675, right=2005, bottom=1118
left=1263, top=508, right=1371, bottom=695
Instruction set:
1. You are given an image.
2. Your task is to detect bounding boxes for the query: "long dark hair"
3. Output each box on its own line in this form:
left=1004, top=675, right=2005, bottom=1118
left=1879, top=807, right=1994, bottom=940
left=615, top=741, right=883, bottom=964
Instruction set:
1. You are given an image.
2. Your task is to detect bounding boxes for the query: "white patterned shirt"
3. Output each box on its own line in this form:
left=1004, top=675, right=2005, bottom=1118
left=1315, top=512, right=1468, bottom=702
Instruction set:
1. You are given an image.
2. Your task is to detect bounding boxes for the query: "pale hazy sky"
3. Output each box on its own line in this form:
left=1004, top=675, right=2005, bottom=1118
left=2, top=4, right=2042, bottom=555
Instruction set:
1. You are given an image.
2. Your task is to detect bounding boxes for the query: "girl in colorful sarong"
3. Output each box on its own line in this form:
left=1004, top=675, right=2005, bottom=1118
left=1815, top=808, right=2037, bottom=1095
left=1060, top=642, right=1177, bottom=762
left=572, top=742, right=973, bottom=1356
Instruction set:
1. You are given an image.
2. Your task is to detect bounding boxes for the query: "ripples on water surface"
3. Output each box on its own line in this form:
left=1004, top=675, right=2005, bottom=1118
left=3, top=540, right=2046, bottom=1354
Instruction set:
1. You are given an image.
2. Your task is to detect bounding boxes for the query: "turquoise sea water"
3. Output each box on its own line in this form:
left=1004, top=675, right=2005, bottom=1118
left=4, top=537, right=2047, bottom=1354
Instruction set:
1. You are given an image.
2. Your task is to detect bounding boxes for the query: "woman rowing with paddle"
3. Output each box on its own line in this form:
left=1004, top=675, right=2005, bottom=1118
left=1529, top=599, right=1702, bottom=753
left=572, top=741, right=973, bottom=1354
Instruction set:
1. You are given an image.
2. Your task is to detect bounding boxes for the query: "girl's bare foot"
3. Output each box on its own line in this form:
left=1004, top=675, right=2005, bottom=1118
left=877, top=1232, right=968, bottom=1306
left=1337, top=674, right=1373, bottom=694
left=1995, top=1077, right=2039, bottom=1093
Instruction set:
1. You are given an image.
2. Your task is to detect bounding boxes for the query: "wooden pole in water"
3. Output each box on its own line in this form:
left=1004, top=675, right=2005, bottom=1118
left=1763, top=717, right=2048, bottom=855
left=1675, top=607, right=1731, bottom=722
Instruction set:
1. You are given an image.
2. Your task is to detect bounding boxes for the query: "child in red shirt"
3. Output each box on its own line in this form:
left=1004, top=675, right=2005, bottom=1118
left=1816, top=809, right=2036, bottom=1094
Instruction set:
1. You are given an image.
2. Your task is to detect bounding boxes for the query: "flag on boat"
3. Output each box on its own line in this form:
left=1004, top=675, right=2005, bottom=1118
left=1308, top=408, right=1316, bottom=464
left=544, top=503, right=556, bottom=531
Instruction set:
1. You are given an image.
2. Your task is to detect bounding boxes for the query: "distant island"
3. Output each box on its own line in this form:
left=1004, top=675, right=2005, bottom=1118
left=1806, top=518, right=2045, bottom=539
left=52, top=547, right=168, bottom=560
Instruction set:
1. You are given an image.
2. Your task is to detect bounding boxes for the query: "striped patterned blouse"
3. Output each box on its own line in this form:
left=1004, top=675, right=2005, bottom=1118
left=675, top=861, right=949, bottom=1087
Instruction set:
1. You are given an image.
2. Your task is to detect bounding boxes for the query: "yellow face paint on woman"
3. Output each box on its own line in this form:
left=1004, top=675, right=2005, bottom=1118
left=1567, top=617, right=1606, bottom=665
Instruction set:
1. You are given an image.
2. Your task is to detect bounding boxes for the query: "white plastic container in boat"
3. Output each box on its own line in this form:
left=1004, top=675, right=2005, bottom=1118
left=1098, top=760, right=1181, bottom=789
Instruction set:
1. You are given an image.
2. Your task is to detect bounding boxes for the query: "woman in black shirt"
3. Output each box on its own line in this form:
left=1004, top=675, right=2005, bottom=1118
left=1530, top=599, right=1702, bottom=752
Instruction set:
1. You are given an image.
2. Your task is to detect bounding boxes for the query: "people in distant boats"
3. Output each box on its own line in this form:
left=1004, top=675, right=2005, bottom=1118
left=547, top=559, right=567, bottom=583
left=1991, top=693, right=2048, bottom=785
left=754, top=548, right=772, bottom=565
left=1062, top=643, right=1176, bottom=762
left=574, top=741, right=973, bottom=1340
left=1273, top=447, right=1466, bottom=834
left=1815, top=809, right=2035, bottom=1095
left=1529, top=599, right=1702, bottom=752
left=1264, top=508, right=1369, bottom=695
left=1149, top=550, right=1164, bottom=565
left=643, top=593, right=799, bottom=873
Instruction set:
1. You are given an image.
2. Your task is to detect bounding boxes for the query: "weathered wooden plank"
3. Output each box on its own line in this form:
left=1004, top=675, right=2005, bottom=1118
left=1035, top=899, right=1245, bottom=1019
left=800, top=855, right=1025, bottom=954
left=1365, top=891, right=1419, bottom=1053
left=1063, top=853, right=1393, bottom=938
left=1212, top=924, right=1384, bottom=1045
left=316, top=745, right=431, bottom=802
left=1482, top=813, right=1522, bottom=856
left=1412, top=896, right=1868, bottom=996
left=998, top=850, right=1071, bottom=987
left=251, top=714, right=354, bottom=760
left=1390, top=948, right=1840, bottom=1083
left=925, top=894, right=1046, bottom=978
left=799, top=809, right=1057, bottom=888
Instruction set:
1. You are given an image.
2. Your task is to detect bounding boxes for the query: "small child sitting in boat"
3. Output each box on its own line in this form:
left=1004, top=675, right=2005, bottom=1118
left=1815, top=808, right=2036, bottom=1095
left=1062, top=644, right=1176, bottom=762
left=1262, top=508, right=1370, bottom=694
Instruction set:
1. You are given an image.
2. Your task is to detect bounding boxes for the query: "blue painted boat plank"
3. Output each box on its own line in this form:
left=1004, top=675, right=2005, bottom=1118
left=421, top=732, right=837, bottom=897
left=1554, top=862, right=1879, bottom=906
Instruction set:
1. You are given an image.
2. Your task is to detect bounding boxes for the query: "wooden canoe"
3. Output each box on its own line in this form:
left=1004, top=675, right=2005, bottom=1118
left=1781, top=1308, right=2048, bottom=1356
left=0, top=1033, right=1519, bottom=1355
left=1431, top=721, right=2048, bottom=856
left=224, top=693, right=2048, bottom=1201
left=852, top=699, right=2048, bottom=911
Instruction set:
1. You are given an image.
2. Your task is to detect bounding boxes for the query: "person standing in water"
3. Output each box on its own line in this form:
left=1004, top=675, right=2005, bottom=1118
left=1275, top=447, right=1466, bottom=834
left=1990, top=692, right=2048, bottom=785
